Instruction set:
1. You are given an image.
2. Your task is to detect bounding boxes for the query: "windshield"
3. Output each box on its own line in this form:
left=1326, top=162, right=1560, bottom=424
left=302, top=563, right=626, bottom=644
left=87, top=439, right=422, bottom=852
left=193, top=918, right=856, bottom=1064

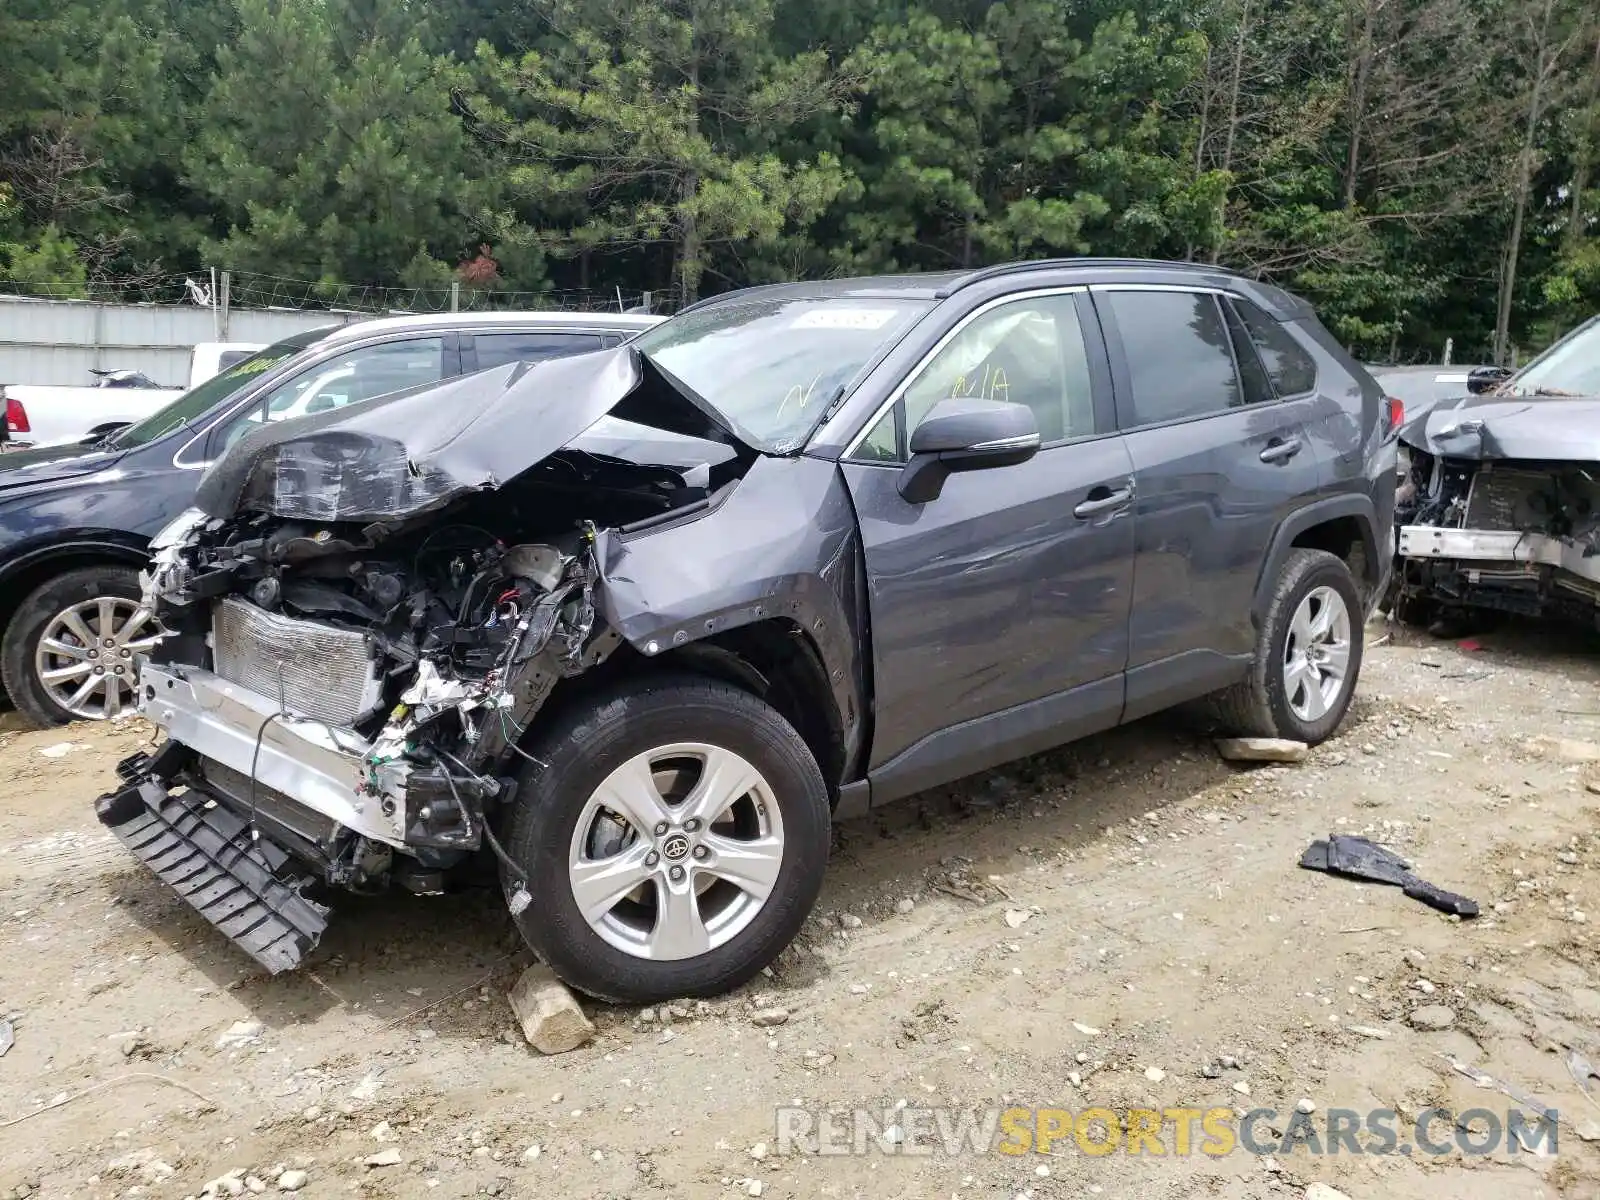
left=629, top=296, right=933, bottom=449
left=1504, top=315, right=1600, bottom=397
left=109, top=331, right=327, bottom=448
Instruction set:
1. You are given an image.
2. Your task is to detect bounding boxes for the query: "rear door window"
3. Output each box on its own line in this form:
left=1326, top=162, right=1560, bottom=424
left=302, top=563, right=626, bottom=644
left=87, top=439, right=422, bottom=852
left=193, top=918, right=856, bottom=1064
left=1221, top=301, right=1276, bottom=406
left=1101, top=290, right=1241, bottom=426
left=471, top=332, right=606, bottom=371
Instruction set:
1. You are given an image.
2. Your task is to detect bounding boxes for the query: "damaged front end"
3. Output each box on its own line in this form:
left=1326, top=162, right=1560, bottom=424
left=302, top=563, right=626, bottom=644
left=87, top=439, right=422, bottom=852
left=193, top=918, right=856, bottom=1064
left=1394, top=396, right=1600, bottom=627
left=97, top=349, right=752, bottom=972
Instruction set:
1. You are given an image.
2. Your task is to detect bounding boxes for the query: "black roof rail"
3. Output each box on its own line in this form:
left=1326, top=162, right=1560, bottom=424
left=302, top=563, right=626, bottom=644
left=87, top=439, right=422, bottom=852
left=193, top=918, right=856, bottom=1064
left=672, top=257, right=1281, bottom=315
left=937, top=257, right=1240, bottom=296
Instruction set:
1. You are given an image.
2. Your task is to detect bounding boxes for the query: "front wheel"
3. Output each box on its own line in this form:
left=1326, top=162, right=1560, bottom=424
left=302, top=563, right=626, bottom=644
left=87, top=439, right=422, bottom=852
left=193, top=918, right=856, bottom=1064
left=499, top=674, right=831, bottom=1003
left=1, top=565, right=162, bottom=727
left=1214, top=548, right=1364, bottom=744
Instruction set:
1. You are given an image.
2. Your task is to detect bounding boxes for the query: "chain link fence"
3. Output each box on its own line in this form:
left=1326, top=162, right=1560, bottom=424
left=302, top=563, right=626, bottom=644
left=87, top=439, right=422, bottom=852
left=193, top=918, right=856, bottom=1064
left=0, top=272, right=656, bottom=316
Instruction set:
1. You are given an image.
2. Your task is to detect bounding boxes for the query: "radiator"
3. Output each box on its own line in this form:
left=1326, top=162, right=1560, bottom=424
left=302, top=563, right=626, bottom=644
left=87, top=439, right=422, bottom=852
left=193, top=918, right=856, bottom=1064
left=211, top=597, right=382, bottom=727
left=1464, top=465, right=1599, bottom=533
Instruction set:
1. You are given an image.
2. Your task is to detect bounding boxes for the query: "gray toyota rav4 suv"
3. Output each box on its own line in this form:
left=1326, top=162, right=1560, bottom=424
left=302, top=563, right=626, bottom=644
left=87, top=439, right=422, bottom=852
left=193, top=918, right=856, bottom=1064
left=100, top=259, right=1397, bottom=1003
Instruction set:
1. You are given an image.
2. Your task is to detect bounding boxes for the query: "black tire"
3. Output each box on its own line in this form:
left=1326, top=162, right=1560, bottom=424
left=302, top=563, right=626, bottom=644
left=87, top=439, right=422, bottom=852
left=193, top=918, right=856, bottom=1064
left=499, top=673, right=831, bottom=1003
left=1, top=565, right=143, bottom=729
left=1214, top=548, right=1364, bottom=744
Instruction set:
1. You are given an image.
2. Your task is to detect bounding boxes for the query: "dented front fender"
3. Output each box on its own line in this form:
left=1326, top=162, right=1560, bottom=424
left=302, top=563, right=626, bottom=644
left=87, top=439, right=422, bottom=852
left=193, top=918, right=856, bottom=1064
left=592, top=455, right=869, bottom=776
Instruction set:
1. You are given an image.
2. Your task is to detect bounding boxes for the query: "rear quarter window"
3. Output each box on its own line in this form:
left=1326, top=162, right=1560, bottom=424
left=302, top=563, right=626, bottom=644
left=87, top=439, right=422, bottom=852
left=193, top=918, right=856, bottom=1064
left=1233, top=299, right=1318, bottom=396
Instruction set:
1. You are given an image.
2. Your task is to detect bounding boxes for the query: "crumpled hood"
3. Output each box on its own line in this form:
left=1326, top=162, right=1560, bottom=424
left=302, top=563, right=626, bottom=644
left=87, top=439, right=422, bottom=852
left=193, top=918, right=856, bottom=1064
left=0, top=441, right=126, bottom=491
left=1399, top=392, right=1600, bottom=461
left=194, top=347, right=747, bottom=524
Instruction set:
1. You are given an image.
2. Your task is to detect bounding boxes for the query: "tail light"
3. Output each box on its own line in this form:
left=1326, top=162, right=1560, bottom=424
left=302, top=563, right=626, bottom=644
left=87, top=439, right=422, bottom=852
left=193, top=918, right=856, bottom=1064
left=3, top=393, right=27, bottom=435
left=1384, top=395, right=1403, bottom=438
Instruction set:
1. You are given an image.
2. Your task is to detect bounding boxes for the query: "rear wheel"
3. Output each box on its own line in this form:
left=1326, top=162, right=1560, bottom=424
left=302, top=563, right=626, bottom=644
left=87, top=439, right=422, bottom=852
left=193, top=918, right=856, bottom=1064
left=1, top=566, right=160, bottom=728
left=499, top=673, right=831, bottom=1003
left=1214, top=548, right=1364, bottom=744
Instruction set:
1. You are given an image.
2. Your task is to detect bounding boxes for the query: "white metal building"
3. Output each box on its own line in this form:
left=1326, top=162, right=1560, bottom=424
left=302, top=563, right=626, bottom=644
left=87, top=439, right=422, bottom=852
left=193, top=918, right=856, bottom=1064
left=0, top=296, right=365, bottom=387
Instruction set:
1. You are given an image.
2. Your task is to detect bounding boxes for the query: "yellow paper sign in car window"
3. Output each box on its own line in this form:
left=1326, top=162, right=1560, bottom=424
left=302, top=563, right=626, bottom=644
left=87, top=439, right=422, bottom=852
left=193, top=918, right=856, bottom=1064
left=223, top=352, right=291, bottom=380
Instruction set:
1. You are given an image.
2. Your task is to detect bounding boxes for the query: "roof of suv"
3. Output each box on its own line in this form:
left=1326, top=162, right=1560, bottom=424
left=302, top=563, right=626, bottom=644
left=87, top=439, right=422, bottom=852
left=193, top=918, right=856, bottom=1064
left=677, top=259, right=1310, bottom=321
left=307, top=310, right=663, bottom=347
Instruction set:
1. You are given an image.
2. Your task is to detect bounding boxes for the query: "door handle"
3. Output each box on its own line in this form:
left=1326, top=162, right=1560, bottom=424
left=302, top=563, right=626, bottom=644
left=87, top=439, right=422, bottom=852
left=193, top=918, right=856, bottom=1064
left=1259, top=436, right=1304, bottom=464
left=1074, top=483, right=1134, bottom=519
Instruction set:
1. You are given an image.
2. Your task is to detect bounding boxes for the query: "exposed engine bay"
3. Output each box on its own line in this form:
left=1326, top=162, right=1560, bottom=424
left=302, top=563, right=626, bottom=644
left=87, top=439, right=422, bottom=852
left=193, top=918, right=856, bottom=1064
left=146, top=444, right=709, bottom=850
left=1395, top=445, right=1600, bottom=626
left=1391, top=314, right=1600, bottom=628
left=95, top=348, right=766, bottom=971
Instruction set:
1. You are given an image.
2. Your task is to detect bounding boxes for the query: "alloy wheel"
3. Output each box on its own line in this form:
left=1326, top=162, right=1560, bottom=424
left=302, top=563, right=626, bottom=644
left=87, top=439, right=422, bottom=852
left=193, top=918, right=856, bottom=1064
left=34, top=597, right=163, bottom=720
left=1282, top=585, right=1352, bottom=723
left=567, top=742, right=786, bottom=961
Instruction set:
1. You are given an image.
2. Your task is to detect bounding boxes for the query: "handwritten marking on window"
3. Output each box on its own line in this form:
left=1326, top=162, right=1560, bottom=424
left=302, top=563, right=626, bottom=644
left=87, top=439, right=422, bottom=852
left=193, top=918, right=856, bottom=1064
left=778, top=373, right=822, bottom=420
left=949, top=365, right=1009, bottom=402
left=223, top=354, right=289, bottom=380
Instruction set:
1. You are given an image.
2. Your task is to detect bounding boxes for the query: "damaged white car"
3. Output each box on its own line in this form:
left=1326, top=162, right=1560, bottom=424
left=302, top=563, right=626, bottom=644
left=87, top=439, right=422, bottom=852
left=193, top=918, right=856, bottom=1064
left=1392, top=314, right=1600, bottom=630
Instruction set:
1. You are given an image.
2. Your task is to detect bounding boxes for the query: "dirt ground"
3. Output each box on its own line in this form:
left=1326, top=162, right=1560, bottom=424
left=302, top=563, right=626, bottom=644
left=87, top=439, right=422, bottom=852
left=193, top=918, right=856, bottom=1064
left=4, top=618, right=1600, bottom=1200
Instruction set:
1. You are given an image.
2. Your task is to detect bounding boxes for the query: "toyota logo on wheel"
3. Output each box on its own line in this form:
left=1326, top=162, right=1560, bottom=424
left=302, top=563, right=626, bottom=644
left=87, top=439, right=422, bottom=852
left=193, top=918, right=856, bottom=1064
left=661, top=833, right=691, bottom=862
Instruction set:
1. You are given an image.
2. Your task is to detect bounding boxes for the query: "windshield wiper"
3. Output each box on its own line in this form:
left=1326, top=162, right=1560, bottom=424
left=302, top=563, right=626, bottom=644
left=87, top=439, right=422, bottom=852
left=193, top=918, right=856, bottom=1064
left=1531, top=386, right=1582, bottom=397
left=817, top=382, right=849, bottom=423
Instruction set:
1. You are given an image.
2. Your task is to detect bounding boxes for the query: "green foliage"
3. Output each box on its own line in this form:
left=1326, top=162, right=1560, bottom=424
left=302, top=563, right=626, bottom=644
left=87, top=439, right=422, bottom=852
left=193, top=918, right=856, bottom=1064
left=0, top=221, right=89, bottom=297
left=830, top=3, right=1215, bottom=271
left=0, top=184, right=85, bottom=294
left=0, top=0, right=1593, bottom=355
left=184, top=0, right=489, bottom=288
left=472, top=0, right=850, bottom=302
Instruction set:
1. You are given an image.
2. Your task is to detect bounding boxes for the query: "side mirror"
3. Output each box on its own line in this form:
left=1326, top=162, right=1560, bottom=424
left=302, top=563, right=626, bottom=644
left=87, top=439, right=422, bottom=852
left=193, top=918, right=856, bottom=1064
left=1466, top=365, right=1512, bottom=395
left=897, top=398, right=1040, bottom=503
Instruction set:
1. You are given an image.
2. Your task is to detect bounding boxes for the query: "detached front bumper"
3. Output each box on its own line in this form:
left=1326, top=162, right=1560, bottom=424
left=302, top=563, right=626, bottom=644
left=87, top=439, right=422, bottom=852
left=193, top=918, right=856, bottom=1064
left=95, top=662, right=410, bottom=974
left=95, top=747, right=330, bottom=973
left=1398, top=525, right=1600, bottom=583
left=1396, top=524, right=1600, bottom=613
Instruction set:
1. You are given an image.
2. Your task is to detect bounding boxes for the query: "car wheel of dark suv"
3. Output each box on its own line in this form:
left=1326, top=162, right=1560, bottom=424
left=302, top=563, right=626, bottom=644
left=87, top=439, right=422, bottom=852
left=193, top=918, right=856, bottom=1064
left=498, top=673, right=831, bottom=1003
left=2, top=565, right=162, bottom=728
left=1214, top=548, right=1364, bottom=745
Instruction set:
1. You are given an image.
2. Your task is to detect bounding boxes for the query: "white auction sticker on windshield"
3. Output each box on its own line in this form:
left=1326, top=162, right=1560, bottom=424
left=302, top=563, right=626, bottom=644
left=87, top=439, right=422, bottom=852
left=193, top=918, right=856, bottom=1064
left=791, top=308, right=898, bottom=330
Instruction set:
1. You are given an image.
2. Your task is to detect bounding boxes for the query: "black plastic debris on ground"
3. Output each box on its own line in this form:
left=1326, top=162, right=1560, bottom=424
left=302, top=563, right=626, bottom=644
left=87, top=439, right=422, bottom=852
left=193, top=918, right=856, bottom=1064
left=1299, top=834, right=1480, bottom=917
